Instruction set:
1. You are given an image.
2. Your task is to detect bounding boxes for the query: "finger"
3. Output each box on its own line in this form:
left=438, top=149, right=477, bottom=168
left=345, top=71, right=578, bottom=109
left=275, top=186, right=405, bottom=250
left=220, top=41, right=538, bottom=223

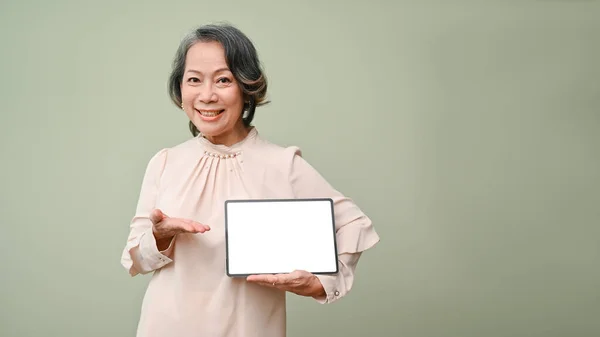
left=247, top=274, right=278, bottom=284
left=179, top=219, right=210, bottom=232
left=275, top=273, right=296, bottom=284
left=182, top=222, right=204, bottom=233
left=185, top=220, right=210, bottom=233
left=250, top=280, right=282, bottom=289
left=246, top=274, right=268, bottom=283
left=175, top=220, right=210, bottom=234
left=149, top=209, right=165, bottom=224
left=191, top=221, right=210, bottom=232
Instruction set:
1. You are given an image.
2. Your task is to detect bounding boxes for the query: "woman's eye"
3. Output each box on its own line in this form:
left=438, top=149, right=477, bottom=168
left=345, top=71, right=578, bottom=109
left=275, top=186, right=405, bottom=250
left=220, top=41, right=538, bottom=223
left=188, top=77, right=200, bottom=83
left=217, top=77, right=232, bottom=84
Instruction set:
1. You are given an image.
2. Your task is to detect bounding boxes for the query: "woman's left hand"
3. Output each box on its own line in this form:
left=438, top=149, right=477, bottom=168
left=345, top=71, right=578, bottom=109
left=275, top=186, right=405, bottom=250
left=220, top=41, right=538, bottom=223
left=246, top=270, right=326, bottom=299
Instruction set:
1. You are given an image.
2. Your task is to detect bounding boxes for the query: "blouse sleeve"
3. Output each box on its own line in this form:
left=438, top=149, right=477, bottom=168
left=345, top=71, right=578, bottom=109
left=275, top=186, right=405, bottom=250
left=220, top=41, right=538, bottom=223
left=285, top=146, right=380, bottom=303
left=120, top=149, right=176, bottom=276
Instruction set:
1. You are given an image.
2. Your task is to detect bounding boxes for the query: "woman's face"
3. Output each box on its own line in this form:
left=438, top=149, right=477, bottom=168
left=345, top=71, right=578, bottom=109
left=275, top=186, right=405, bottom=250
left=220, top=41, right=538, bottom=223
left=180, top=41, right=247, bottom=145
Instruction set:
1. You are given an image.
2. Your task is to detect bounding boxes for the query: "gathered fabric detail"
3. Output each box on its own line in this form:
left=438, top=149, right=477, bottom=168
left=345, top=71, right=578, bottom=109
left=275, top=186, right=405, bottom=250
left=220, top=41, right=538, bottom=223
left=120, top=126, right=379, bottom=336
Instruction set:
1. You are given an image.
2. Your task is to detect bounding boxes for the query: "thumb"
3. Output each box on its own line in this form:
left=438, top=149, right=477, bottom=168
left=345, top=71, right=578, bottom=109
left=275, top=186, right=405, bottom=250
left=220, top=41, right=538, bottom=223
left=149, top=209, right=165, bottom=224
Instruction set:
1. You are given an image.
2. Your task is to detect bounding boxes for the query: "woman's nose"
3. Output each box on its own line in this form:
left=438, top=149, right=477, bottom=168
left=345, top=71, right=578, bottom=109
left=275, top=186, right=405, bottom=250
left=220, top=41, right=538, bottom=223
left=197, top=83, right=218, bottom=103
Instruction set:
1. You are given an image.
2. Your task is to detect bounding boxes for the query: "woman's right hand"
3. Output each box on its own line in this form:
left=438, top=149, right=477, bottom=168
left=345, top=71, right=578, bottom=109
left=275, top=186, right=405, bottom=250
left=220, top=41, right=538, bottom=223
left=150, top=208, right=210, bottom=244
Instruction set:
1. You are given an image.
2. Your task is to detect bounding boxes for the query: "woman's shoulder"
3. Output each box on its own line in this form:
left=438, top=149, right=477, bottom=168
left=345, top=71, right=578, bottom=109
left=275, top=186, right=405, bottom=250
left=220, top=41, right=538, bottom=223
left=252, top=136, right=305, bottom=163
left=142, top=137, right=203, bottom=167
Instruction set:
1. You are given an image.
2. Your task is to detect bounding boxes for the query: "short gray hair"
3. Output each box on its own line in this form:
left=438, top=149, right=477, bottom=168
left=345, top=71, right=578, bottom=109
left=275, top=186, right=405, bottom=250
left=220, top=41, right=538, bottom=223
left=167, top=23, right=269, bottom=136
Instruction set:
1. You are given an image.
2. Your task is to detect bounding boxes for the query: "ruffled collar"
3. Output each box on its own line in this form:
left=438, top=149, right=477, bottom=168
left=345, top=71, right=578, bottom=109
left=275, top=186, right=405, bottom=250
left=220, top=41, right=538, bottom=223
left=196, top=126, right=259, bottom=155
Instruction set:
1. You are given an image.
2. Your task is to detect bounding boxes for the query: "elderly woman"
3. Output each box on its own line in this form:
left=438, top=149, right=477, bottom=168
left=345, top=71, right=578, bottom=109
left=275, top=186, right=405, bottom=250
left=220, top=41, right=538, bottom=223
left=120, top=23, right=380, bottom=337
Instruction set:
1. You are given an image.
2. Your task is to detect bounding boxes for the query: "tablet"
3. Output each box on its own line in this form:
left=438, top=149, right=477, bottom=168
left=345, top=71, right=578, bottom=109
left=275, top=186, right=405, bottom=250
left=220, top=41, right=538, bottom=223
left=224, top=198, right=339, bottom=277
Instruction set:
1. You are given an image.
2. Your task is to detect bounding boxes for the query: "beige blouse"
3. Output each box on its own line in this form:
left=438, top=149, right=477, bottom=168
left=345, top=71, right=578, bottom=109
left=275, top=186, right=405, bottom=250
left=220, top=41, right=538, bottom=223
left=120, top=127, right=380, bottom=337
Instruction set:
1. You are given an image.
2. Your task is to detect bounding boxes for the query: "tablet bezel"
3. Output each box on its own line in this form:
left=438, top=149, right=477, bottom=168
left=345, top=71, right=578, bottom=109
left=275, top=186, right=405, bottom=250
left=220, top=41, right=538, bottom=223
left=224, top=198, right=339, bottom=277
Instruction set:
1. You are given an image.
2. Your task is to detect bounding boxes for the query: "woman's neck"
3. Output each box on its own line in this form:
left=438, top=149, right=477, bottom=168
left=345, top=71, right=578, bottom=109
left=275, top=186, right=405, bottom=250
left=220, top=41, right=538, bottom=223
left=202, top=124, right=251, bottom=147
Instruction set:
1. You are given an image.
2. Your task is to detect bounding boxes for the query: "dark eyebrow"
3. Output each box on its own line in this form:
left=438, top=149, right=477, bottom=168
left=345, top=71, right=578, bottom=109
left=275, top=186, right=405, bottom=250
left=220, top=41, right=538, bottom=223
left=186, top=68, right=231, bottom=75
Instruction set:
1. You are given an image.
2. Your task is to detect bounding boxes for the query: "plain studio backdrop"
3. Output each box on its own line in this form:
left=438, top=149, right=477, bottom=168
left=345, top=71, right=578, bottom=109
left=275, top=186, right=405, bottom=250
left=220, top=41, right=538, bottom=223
left=1, top=1, right=598, bottom=336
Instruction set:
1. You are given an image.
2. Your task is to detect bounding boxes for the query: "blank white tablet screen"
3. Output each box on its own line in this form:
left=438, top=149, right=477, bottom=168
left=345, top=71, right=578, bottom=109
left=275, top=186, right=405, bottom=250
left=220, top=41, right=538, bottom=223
left=225, top=199, right=338, bottom=276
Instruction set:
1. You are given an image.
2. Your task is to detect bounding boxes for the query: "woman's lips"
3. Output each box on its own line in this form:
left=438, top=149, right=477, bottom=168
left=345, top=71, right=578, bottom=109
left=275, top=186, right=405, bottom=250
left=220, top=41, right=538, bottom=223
left=196, top=109, right=224, bottom=117
left=196, top=109, right=224, bottom=121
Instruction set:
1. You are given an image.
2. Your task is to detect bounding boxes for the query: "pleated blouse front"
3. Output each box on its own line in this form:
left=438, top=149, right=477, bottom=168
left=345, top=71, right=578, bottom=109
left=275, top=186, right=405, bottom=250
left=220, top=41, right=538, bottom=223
left=121, top=127, right=380, bottom=337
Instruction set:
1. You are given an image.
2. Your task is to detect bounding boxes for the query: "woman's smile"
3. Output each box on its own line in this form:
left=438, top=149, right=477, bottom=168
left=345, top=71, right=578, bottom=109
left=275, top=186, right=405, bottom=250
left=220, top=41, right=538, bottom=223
left=196, top=108, right=225, bottom=120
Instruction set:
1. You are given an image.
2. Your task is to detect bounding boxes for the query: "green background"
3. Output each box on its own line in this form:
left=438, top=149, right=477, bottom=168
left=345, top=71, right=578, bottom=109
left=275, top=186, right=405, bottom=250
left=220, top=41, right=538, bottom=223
left=1, top=1, right=598, bottom=336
